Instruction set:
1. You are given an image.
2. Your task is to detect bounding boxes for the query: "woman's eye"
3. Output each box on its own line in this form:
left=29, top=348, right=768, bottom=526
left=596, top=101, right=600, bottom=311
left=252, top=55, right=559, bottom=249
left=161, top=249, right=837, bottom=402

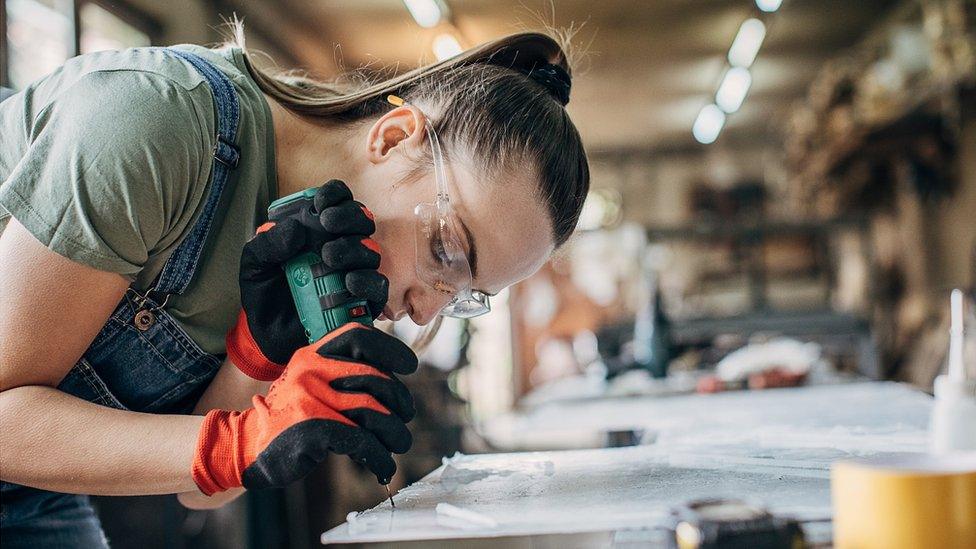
left=430, top=236, right=451, bottom=263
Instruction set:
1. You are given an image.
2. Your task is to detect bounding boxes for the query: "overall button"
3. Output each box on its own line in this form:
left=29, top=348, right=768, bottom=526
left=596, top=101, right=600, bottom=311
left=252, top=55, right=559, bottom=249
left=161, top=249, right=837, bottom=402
left=134, top=309, right=156, bottom=331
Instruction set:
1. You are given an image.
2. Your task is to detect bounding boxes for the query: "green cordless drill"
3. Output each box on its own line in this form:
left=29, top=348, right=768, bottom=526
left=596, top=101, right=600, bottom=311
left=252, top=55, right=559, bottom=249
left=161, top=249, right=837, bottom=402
left=268, top=188, right=395, bottom=505
left=267, top=188, right=373, bottom=343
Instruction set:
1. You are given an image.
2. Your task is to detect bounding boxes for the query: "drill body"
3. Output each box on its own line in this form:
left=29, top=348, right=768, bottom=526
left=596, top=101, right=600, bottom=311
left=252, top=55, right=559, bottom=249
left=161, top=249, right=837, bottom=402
left=267, top=188, right=373, bottom=343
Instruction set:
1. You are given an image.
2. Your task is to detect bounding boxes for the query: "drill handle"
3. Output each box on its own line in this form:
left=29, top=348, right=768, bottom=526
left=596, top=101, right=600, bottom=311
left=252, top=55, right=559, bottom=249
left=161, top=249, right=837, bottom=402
left=267, top=192, right=323, bottom=250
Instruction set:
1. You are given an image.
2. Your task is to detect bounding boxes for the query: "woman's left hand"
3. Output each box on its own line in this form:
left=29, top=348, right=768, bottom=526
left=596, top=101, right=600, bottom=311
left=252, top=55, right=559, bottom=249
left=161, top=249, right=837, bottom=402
left=194, top=322, right=417, bottom=495
left=226, top=179, right=389, bottom=381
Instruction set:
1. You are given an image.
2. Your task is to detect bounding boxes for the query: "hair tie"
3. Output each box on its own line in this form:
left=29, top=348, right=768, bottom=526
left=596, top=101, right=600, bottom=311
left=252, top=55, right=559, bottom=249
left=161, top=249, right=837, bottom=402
left=523, top=63, right=571, bottom=106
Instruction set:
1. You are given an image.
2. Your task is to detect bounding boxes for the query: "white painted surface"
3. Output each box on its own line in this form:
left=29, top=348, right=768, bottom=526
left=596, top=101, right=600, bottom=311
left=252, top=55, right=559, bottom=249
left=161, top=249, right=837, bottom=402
left=481, top=382, right=931, bottom=452
left=322, top=382, right=931, bottom=544
left=322, top=446, right=837, bottom=544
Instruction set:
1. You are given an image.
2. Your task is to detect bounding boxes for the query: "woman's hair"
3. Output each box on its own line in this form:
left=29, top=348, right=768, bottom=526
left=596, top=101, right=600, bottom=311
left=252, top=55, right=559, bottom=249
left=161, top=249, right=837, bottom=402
left=227, top=26, right=589, bottom=248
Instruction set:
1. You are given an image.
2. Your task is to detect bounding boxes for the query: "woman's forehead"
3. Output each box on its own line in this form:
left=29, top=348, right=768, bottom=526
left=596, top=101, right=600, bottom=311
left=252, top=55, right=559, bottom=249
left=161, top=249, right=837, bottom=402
left=447, top=162, right=555, bottom=293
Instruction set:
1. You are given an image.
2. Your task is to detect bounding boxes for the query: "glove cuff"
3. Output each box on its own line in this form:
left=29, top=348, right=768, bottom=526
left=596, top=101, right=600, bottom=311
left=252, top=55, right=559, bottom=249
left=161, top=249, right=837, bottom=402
left=226, top=310, right=285, bottom=381
left=192, top=409, right=247, bottom=496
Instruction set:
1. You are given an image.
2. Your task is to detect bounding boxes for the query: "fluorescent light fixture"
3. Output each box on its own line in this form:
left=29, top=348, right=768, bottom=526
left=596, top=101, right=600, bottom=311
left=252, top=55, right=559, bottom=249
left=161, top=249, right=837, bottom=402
left=756, top=0, right=783, bottom=12
left=433, top=33, right=463, bottom=61
left=693, top=104, right=726, bottom=144
left=403, top=0, right=443, bottom=28
left=728, top=18, right=766, bottom=68
left=715, top=67, right=752, bottom=113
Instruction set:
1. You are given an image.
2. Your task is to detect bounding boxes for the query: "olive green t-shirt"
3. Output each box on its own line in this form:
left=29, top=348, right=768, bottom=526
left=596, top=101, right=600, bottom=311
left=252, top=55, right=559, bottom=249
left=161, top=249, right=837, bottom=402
left=0, top=45, right=278, bottom=355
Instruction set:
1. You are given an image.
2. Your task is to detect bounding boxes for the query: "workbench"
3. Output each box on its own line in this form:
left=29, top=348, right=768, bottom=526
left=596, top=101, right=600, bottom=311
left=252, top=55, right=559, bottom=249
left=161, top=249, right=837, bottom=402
left=479, top=381, right=929, bottom=453
left=322, top=382, right=932, bottom=547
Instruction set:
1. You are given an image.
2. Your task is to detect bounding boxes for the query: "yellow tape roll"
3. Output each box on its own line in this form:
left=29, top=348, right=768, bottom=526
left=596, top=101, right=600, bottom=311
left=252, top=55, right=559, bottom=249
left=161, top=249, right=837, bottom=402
left=832, top=454, right=976, bottom=549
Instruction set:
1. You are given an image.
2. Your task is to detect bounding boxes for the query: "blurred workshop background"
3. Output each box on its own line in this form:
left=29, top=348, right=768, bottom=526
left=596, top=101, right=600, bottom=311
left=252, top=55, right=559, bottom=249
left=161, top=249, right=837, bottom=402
left=2, top=0, right=974, bottom=548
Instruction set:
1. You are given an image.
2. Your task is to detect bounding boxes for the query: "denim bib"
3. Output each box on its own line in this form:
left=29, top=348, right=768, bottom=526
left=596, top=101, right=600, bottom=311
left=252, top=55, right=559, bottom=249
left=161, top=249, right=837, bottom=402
left=1, top=48, right=241, bottom=547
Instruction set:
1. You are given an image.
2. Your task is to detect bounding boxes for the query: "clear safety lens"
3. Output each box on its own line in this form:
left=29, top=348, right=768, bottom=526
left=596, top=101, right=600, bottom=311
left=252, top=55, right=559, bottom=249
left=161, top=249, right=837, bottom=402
left=414, top=201, right=473, bottom=297
left=409, top=102, right=492, bottom=320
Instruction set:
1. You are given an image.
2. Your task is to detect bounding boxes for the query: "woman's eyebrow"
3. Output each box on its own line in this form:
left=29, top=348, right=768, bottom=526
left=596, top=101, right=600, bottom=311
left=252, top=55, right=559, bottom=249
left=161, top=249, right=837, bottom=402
left=457, top=217, right=478, bottom=279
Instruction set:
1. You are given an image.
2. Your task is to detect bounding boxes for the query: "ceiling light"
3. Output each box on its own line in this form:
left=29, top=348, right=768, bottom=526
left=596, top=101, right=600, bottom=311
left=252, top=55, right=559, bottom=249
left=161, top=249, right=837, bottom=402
left=728, top=18, right=766, bottom=68
left=756, top=0, right=783, bottom=12
left=693, top=104, right=726, bottom=144
left=715, top=67, right=752, bottom=113
left=403, top=0, right=444, bottom=28
left=433, top=33, right=462, bottom=61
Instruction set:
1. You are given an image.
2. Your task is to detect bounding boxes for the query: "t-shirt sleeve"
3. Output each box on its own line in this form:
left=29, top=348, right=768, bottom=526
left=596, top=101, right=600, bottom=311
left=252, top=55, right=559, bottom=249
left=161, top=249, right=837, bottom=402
left=0, top=70, right=213, bottom=278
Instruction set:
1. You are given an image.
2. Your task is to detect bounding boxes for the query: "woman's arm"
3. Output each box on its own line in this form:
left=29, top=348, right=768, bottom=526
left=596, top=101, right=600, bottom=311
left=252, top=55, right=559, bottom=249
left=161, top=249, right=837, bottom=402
left=192, top=358, right=271, bottom=417
left=176, top=359, right=271, bottom=509
left=0, top=387, right=203, bottom=494
left=0, top=219, right=202, bottom=495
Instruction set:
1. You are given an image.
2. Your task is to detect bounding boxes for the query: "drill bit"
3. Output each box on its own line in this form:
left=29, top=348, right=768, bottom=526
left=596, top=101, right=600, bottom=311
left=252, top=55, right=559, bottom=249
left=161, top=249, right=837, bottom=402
left=385, top=484, right=395, bottom=508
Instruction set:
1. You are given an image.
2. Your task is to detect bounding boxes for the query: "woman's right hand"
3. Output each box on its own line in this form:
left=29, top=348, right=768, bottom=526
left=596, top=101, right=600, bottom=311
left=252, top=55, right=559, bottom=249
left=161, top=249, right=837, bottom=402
left=193, top=322, right=417, bottom=495
left=226, top=179, right=390, bottom=381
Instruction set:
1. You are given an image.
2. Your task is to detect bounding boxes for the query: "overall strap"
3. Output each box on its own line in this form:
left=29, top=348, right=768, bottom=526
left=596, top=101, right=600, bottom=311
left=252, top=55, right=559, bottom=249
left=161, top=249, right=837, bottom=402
left=149, top=48, right=241, bottom=300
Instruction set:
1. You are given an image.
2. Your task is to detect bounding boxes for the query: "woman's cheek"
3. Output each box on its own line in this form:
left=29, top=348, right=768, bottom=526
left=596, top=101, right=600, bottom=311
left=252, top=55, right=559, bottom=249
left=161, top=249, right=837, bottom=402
left=372, top=215, right=418, bottom=309
left=374, top=229, right=406, bottom=297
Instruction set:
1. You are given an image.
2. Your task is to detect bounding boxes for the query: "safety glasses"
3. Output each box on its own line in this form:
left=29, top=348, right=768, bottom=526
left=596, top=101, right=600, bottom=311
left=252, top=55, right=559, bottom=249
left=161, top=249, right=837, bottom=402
left=388, top=95, right=491, bottom=319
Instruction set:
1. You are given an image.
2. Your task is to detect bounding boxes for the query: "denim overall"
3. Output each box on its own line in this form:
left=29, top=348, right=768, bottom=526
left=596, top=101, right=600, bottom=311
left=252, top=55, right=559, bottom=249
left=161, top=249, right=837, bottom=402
left=0, top=48, right=241, bottom=548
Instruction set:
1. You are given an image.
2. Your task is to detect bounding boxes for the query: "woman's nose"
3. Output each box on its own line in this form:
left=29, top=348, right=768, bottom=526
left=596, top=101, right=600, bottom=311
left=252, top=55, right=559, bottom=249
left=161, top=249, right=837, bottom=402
left=409, top=287, right=453, bottom=326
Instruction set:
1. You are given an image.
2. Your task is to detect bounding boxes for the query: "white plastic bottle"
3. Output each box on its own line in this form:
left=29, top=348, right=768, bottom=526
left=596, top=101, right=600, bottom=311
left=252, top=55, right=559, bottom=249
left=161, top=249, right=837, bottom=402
left=930, top=290, right=976, bottom=454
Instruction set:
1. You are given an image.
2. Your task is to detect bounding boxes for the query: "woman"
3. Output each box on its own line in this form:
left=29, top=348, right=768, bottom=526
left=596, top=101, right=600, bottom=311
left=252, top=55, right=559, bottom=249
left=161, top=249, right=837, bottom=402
left=0, top=24, right=589, bottom=546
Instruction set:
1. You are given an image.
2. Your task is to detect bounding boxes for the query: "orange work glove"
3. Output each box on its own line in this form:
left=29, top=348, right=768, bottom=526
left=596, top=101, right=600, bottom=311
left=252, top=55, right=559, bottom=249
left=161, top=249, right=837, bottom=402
left=193, top=323, right=416, bottom=495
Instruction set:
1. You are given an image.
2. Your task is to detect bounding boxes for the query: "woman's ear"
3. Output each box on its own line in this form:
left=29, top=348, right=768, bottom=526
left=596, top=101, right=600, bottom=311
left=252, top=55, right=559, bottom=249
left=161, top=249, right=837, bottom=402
left=366, top=105, right=426, bottom=164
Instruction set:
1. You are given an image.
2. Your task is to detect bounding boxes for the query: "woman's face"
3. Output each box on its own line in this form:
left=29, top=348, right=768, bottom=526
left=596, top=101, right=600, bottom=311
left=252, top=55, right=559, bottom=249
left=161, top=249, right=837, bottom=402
left=355, top=106, right=555, bottom=325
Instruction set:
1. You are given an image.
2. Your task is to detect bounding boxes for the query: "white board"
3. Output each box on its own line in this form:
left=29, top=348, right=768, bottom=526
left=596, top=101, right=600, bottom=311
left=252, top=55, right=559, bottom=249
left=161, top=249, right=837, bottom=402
left=322, top=382, right=931, bottom=544
left=480, top=382, right=932, bottom=452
